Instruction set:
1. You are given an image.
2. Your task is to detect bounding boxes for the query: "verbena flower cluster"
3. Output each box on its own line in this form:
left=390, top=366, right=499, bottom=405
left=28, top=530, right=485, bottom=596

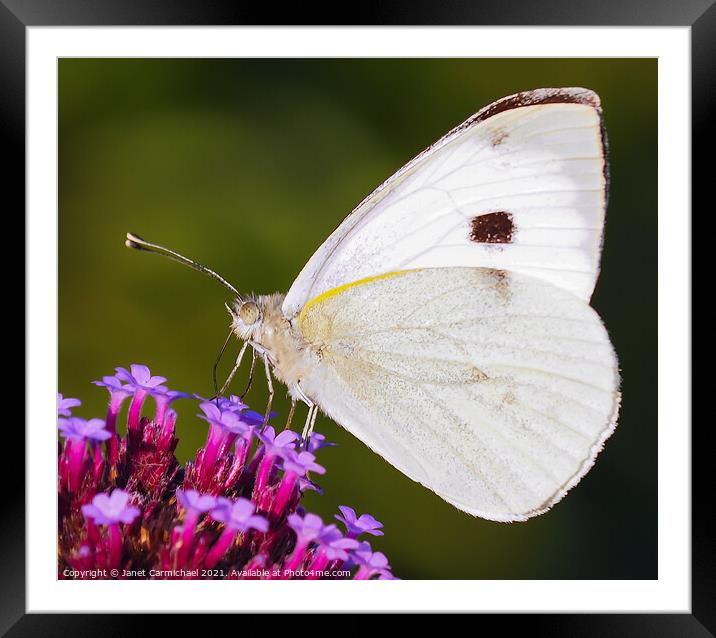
left=58, top=364, right=394, bottom=580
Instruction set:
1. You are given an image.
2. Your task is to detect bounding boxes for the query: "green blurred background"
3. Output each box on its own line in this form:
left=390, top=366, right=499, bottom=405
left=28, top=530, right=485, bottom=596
left=59, top=58, right=657, bottom=580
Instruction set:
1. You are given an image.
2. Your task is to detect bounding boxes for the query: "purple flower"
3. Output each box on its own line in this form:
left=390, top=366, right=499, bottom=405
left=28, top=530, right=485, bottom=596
left=316, top=525, right=360, bottom=560
left=58, top=366, right=395, bottom=580
left=281, top=450, right=326, bottom=478
left=297, top=477, right=323, bottom=494
left=175, top=489, right=218, bottom=568
left=253, top=426, right=300, bottom=503
left=305, top=432, right=335, bottom=453
left=256, top=426, right=299, bottom=454
left=195, top=395, right=264, bottom=424
left=92, top=374, right=134, bottom=440
left=216, top=395, right=248, bottom=412
left=176, top=489, right=217, bottom=514
left=158, top=389, right=189, bottom=402
left=335, top=506, right=384, bottom=538
left=57, top=394, right=81, bottom=417
left=350, top=541, right=394, bottom=580
left=93, top=374, right=132, bottom=399
left=269, top=451, right=325, bottom=516
left=115, top=364, right=168, bottom=395
left=58, top=417, right=112, bottom=442
left=198, top=402, right=252, bottom=435
left=81, top=489, right=140, bottom=526
left=287, top=512, right=326, bottom=544
left=153, top=389, right=190, bottom=428
left=241, top=410, right=266, bottom=426
left=210, top=497, right=269, bottom=533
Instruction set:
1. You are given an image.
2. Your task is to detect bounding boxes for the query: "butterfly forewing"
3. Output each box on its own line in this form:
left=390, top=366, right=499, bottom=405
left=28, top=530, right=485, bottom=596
left=283, top=88, right=608, bottom=318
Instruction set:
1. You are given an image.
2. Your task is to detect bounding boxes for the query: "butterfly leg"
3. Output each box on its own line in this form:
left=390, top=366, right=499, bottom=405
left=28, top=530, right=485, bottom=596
left=262, top=355, right=274, bottom=426
left=216, top=340, right=248, bottom=398
left=239, top=348, right=257, bottom=400
left=212, top=329, right=234, bottom=400
left=301, top=402, right=315, bottom=443
left=284, top=398, right=297, bottom=431
left=301, top=402, right=318, bottom=449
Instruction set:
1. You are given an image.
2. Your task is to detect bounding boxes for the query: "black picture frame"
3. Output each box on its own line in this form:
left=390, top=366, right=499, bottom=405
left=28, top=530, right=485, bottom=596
left=6, top=0, right=704, bottom=633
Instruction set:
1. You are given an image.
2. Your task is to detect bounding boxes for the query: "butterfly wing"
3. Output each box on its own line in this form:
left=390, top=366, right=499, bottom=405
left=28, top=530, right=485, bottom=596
left=283, top=87, right=608, bottom=318
left=297, top=268, right=620, bottom=521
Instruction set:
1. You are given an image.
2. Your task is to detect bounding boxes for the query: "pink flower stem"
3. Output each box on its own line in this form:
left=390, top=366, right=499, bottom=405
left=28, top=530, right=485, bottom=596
left=108, top=524, right=123, bottom=572
left=105, top=395, right=126, bottom=473
left=205, top=527, right=238, bottom=569
left=242, top=553, right=267, bottom=579
left=67, top=439, right=86, bottom=492
left=126, top=390, right=147, bottom=457
left=271, top=472, right=298, bottom=516
left=190, top=534, right=210, bottom=570
left=154, top=398, right=168, bottom=428
left=305, top=550, right=330, bottom=579
left=105, top=394, right=125, bottom=434
left=92, top=443, right=104, bottom=483
left=217, top=432, right=237, bottom=459
left=224, top=442, right=247, bottom=491
left=247, top=446, right=264, bottom=473
left=86, top=519, right=101, bottom=549
left=177, top=511, right=200, bottom=567
left=158, top=410, right=177, bottom=452
left=281, top=540, right=309, bottom=578
left=253, top=453, right=275, bottom=498
left=353, top=566, right=374, bottom=580
left=127, top=389, right=147, bottom=434
left=199, top=426, right=226, bottom=484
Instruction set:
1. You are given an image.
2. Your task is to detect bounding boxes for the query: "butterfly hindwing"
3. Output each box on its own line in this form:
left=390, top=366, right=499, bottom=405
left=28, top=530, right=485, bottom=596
left=297, top=267, right=620, bottom=521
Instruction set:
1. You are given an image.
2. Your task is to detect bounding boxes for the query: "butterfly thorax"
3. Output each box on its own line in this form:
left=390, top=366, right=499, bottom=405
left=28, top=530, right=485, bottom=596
left=230, top=292, right=319, bottom=402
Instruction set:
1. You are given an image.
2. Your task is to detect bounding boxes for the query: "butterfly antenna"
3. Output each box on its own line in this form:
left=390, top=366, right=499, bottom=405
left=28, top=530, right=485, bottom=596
left=125, top=232, right=244, bottom=303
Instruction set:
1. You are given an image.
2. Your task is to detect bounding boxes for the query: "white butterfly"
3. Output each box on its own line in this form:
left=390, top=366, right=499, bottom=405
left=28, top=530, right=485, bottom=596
left=128, top=87, right=620, bottom=522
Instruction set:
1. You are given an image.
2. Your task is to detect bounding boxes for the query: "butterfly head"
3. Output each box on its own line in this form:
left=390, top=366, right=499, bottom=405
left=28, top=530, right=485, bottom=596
left=228, top=292, right=288, bottom=343
left=229, top=297, right=264, bottom=341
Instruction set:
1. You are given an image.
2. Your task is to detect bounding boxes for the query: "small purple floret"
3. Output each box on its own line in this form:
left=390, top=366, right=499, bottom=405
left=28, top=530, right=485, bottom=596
left=336, top=505, right=384, bottom=537
left=82, top=489, right=140, bottom=526
left=93, top=374, right=132, bottom=398
left=305, top=432, right=335, bottom=453
left=281, top=450, right=326, bottom=477
left=58, top=417, right=112, bottom=442
left=287, top=512, right=326, bottom=543
left=316, top=525, right=360, bottom=560
left=256, top=426, right=298, bottom=453
left=352, top=542, right=391, bottom=569
left=115, top=364, right=168, bottom=396
left=216, top=395, right=248, bottom=412
left=198, top=402, right=252, bottom=435
left=57, top=394, right=81, bottom=417
left=210, top=497, right=269, bottom=532
left=176, top=488, right=217, bottom=514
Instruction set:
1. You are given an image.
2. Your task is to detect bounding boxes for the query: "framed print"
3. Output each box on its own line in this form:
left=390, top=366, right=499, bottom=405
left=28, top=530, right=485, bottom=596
left=6, top=0, right=706, bottom=632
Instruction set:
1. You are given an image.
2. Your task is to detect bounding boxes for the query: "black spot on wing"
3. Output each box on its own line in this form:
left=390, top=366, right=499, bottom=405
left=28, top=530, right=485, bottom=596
left=470, top=211, right=514, bottom=244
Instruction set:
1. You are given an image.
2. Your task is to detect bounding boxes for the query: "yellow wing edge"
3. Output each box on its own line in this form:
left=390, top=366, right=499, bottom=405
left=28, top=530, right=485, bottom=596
left=298, top=269, right=420, bottom=326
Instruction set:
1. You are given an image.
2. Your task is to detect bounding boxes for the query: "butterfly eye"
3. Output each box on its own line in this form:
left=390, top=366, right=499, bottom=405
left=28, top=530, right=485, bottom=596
left=238, top=301, right=260, bottom=325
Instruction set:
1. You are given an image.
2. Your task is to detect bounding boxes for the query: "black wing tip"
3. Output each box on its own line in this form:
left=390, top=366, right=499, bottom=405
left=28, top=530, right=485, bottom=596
left=476, top=87, right=609, bottom=211
left=474, top=87, right=602, bottom=124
